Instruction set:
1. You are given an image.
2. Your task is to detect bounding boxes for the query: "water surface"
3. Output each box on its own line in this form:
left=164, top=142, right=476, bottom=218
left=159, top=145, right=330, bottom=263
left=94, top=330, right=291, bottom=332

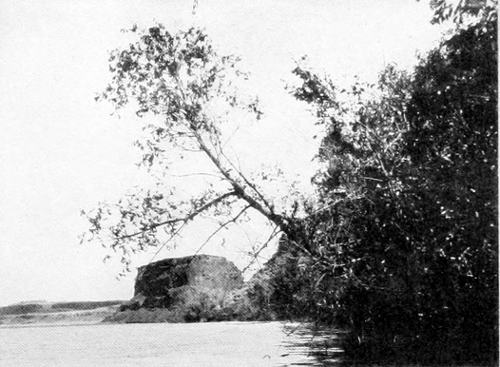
left=0, top=321, right=343, bottom=366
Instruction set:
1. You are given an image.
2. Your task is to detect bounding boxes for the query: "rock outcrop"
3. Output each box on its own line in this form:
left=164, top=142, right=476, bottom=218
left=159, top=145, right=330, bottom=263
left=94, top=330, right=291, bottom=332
left=135, top=255, right=243, bottom=308
left=106, top=234, right=307, bottom=323
left=108, top=255, right=249, bottom=323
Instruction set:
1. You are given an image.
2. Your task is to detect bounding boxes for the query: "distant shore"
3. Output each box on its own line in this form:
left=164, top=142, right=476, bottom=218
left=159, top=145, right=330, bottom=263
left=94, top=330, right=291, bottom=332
left=0, top=301, right=124, bottom=326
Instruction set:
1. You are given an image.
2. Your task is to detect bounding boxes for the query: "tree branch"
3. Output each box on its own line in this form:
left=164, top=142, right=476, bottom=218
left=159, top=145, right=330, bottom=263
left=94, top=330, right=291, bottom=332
left=173, top=73, right=290, bottom=234
left=193, top=130, right=289, bottom=232
left=193, top=204, right=252, bottom=255
left=219, top=148, right=276, bottom=214
left=148, top=220, right=188, bottom=263
left=241, top=225, right=281, bottom=273
left=118, top=190, right=237, bottom=240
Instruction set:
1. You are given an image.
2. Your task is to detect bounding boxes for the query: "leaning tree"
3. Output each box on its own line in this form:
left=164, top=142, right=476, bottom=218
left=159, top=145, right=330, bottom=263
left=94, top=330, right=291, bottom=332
left=81, top=26, right=309, bottom=272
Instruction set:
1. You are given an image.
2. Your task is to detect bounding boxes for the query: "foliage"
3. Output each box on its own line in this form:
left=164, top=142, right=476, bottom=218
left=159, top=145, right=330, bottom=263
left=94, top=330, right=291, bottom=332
left=288, top=6, right=497, bottom=364
left=81, top=25, right=302, bottom=273
left=427, top=0, right=497, bottom=26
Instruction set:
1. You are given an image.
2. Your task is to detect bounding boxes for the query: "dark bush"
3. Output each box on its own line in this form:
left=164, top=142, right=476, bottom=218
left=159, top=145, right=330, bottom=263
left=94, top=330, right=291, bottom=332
left=279, top=9, right=498, bottom=364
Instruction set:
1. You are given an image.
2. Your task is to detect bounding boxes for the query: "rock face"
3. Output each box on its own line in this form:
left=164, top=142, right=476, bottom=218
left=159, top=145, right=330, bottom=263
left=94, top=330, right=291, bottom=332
left=107, top=253, right=293, bottom=323
left=135, top=255, right=243, bottom=304
left=107, top=236, right=304, bottom=323
left=112, top=255, right=246, bottom=322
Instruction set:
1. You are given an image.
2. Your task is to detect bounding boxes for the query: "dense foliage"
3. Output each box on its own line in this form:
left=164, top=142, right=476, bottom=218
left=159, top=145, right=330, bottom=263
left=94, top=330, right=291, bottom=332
left=286, top=5, right=497, bottom=364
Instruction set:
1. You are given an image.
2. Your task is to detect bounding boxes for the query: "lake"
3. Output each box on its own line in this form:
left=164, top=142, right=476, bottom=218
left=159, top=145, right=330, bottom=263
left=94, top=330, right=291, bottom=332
left=0, top=321, right=343, bottom=366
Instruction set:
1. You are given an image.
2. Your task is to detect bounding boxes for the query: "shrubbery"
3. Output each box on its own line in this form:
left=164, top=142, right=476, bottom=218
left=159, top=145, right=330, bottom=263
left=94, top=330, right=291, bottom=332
left=274, top=5, right=498, bottom=364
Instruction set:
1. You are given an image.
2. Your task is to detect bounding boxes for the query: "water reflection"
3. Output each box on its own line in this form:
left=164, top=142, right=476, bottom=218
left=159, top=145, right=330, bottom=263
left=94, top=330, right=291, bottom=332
left=279, top=323, right=345, bottom=366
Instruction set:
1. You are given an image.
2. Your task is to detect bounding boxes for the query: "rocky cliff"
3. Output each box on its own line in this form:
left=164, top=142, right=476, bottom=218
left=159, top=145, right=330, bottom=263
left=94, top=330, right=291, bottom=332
left=106, top=236, right=303, bottom=324
left=107, top=254, right=257, bottom=323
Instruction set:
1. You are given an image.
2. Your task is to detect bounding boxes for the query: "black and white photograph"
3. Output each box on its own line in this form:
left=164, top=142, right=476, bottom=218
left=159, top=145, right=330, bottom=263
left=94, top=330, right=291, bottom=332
left=0, top=0, right=497, bottom=366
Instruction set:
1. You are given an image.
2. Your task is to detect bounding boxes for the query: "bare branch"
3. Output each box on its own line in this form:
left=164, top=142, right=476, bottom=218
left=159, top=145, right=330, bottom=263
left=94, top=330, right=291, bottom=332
left=241, top=225, right=281, bottom=273
left=148, top=220, right=188, bottom=263
left=193, top=204, right=252, bottom=255
left=118, top=190, right=237, bottom=240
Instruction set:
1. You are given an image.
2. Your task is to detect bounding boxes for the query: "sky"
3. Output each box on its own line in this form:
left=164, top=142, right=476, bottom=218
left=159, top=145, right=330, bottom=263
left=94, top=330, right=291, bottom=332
left=0, top=0, right=444, bottom=306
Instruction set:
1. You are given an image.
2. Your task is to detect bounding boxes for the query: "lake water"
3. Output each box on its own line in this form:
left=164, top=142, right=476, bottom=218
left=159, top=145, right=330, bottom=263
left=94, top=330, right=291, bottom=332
left=0, top=321, right=343, bottom=366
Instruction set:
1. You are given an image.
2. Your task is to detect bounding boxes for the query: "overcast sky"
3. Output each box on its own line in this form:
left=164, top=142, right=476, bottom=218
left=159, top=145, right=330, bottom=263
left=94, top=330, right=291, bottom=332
left=0, top=0, right=444, bottom=306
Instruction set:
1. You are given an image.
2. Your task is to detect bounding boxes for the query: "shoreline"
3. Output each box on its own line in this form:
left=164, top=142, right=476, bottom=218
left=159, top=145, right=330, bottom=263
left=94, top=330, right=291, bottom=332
left=0, top=306, right=119, bottom=326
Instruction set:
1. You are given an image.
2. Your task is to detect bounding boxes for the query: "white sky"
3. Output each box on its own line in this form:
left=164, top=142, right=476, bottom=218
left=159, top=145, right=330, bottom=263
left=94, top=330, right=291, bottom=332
left=0, top=0, right=443, bottom=306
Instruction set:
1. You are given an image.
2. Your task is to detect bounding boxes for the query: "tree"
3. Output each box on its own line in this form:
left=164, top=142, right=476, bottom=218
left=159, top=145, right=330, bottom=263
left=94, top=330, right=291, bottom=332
left=81, top=26, right=306, bottom=273
left=288, top=2, right=497, bottom=363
